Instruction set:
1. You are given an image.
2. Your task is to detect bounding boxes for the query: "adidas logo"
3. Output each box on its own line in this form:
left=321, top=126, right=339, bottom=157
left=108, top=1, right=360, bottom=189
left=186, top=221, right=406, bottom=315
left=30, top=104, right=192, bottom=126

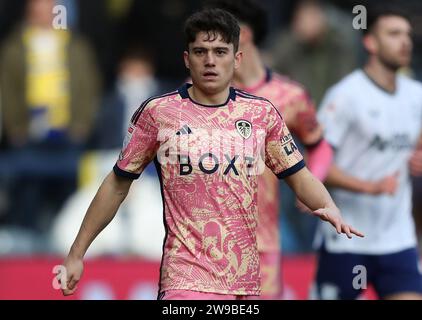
left=176, top=124, right=193, bottom=135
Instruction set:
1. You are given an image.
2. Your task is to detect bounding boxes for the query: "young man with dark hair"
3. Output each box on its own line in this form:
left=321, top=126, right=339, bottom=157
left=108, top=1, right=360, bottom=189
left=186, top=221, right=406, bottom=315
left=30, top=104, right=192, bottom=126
left=58, top=8, right=362, bottom=300
left=205, top=0, right=334, bottom=299
left=313, top=5, right=422, bottom=300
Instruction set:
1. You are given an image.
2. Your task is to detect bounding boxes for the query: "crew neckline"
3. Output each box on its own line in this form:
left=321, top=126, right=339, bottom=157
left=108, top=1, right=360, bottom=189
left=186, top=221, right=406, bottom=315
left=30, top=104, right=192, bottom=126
left=361, top=69, right=397, bottom=96
left=178, top=83, right=236, bottom=108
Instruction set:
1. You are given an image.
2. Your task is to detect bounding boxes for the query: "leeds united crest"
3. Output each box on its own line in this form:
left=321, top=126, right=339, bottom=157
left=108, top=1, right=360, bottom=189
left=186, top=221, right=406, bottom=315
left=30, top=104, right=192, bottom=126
left=235, top=120, right=252, bottom=139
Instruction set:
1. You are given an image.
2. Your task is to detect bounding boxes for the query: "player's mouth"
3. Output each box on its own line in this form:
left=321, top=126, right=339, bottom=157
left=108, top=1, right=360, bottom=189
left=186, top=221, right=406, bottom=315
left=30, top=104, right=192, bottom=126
left=203, top=71, right=218, bottom=79
left=398, top=51, right=411, bottom=62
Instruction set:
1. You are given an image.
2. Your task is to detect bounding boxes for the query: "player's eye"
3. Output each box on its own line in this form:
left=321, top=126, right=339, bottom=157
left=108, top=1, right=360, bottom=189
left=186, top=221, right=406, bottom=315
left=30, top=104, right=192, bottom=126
left=388, top=30, right=401, bottom=37
left=193, top=49, right=205, bottom=55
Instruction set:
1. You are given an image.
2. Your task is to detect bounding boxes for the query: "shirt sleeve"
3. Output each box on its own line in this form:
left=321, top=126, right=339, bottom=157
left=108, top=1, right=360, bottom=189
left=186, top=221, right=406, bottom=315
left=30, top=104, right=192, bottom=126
left=317, top=87, right=354, bottom=149
left=265, top=104, right=305, bottom=179
left=113, top=102, right=159, bottom=179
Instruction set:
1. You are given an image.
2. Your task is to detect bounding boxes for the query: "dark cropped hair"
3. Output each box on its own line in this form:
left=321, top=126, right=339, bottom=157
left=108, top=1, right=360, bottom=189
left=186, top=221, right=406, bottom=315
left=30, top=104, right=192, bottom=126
left=203, top=0, right=268, bottom=46
left=184, top=8, right=240, bottom=52
left=364, top=4, right=411, bottom=35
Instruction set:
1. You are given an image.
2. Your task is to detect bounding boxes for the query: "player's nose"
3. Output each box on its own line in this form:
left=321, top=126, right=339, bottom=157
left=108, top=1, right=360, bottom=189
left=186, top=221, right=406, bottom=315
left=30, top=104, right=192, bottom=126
left=205, top=52, right=216, bottom=66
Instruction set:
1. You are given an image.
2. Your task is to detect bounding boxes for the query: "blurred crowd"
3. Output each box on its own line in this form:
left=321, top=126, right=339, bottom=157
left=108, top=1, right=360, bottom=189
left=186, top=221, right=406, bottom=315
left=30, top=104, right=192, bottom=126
left=0, top=0, right=421, bottom=258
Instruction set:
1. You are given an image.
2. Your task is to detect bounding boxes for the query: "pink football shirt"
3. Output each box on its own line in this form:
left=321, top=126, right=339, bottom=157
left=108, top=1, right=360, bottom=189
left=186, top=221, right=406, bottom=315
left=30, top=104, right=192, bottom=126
left=114, top=83, right=304, bottom=295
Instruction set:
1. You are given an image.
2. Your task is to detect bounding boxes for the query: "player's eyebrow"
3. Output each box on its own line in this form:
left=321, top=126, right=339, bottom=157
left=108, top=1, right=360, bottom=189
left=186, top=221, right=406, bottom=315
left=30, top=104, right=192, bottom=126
left=387, top=27, right=413, bottom=37
left=192, top=46, right=230, bottom=51
left=214, top=47, right=229, bottom=51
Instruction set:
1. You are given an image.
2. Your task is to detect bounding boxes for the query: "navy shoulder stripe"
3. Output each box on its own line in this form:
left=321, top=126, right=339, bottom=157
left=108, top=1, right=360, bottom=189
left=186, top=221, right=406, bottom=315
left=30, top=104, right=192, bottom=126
left=267, top=99, right=285, bottom=122
left=235, top=89, right=268, bottom=102
left=131, top=91, right=178, bottom=124
left=236, top=89, right=285, bottom=121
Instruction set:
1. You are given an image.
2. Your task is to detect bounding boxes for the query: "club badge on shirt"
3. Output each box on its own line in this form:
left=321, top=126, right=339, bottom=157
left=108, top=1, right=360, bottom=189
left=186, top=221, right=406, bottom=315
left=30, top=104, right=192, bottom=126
left=236, top=120, right=252, bottom=139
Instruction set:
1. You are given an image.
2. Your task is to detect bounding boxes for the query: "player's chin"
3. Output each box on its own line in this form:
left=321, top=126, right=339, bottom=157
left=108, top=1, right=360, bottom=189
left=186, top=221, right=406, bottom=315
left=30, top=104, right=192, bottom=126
left=396, top=55, right=411, bottom=68
left=200, top=82, right=223, bottom=94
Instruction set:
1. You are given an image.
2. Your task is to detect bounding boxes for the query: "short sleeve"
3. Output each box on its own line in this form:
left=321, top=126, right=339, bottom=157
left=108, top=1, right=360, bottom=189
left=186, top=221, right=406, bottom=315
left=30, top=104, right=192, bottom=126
left=265, top=105, right=305, bottom=179
left=113, top=103, right=159, bottom=179
left=317, top=87, right=354, bottom=149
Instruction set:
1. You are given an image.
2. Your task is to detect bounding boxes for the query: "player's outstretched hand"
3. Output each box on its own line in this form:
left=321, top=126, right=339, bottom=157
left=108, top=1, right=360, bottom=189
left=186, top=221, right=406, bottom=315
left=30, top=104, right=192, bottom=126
left=313, top=208, right=364, bottom=239
left=378, top=172, right=399, bottom=195
left=368, top=172, right=399, bottom=195
left=57, top=255, right=84, bottom=296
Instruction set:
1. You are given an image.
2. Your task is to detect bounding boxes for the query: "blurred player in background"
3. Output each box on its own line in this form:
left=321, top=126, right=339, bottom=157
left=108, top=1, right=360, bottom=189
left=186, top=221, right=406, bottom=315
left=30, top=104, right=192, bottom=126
left=205, top=0, right=333, bottom=299
left=58, top=8, right=362, bottom=300
left=313, top=5, right=422, bottom=300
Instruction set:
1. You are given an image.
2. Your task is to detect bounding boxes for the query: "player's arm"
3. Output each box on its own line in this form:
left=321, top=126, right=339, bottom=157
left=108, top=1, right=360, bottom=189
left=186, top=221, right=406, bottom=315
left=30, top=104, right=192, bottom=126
left=59, top=100, right=159, bottom=296
left=280, top=90, right=333, bottom=212
left=315, top=87, right=361, bottom=188
left=316, top=89, right=398, bottom=195
left=409, top=132, right=422, bottom=176
left=325, top=164, right=398, bottom=195
left=284, top=166, right=363, bottom=238
left=60, top=172, right=133, bottom=296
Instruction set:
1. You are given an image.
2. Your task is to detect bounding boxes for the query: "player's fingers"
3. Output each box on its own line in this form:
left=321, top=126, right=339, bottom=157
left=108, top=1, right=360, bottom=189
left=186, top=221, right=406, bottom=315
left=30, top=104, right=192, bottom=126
left=67, top=277, right=79, bottom=290
left=315, top=209, right=343, bottom=234
left=382, top=177, right=397, bottom=195
left=392, top=173, right=399, bottom=188
left=335, top=220, right=342, bottom=234
left=342, top=224, right=352, bottom=239
left=61, top=275, right=79, bottom=296
left=62, top=287, right=77, bottom=296
left=350, top=226, right=364, bottom=238
left=392, top=180, right=399, bottom=193
left=387, top=183, right=397, bottom=195
left=56, top=270, right=69, bottom=290
left=330, top=217, right=342, bottom=234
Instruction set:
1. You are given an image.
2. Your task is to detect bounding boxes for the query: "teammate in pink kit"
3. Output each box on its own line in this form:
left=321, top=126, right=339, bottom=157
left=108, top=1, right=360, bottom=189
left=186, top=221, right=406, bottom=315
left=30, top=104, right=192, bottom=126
left=205, top=0, right=333, bottom=299
left=58, top=8, right=362, bottom=300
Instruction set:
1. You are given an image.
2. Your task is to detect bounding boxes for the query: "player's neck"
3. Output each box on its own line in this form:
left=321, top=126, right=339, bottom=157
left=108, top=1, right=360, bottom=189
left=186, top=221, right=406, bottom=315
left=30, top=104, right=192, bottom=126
left=188, top=85, right=231, bottom=106
left=364, top=59, right=398, bottom=94
left=233, top=45, right=266, bottom=89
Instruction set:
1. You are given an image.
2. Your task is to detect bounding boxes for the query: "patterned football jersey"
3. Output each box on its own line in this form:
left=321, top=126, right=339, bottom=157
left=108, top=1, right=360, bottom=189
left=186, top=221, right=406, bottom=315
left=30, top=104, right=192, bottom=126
left=114, top=83, right=304, bottom=295
left=235, top=69, right=319, bottom=252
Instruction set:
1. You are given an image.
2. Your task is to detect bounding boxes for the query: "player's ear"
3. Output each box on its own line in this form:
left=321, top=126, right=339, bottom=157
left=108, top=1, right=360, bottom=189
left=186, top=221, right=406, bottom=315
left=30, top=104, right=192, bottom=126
left=183, top=51, right=190, bottom=69
left=363, top=34, right=377, bottom=55
left=234, top=50, right=243, bottom=70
